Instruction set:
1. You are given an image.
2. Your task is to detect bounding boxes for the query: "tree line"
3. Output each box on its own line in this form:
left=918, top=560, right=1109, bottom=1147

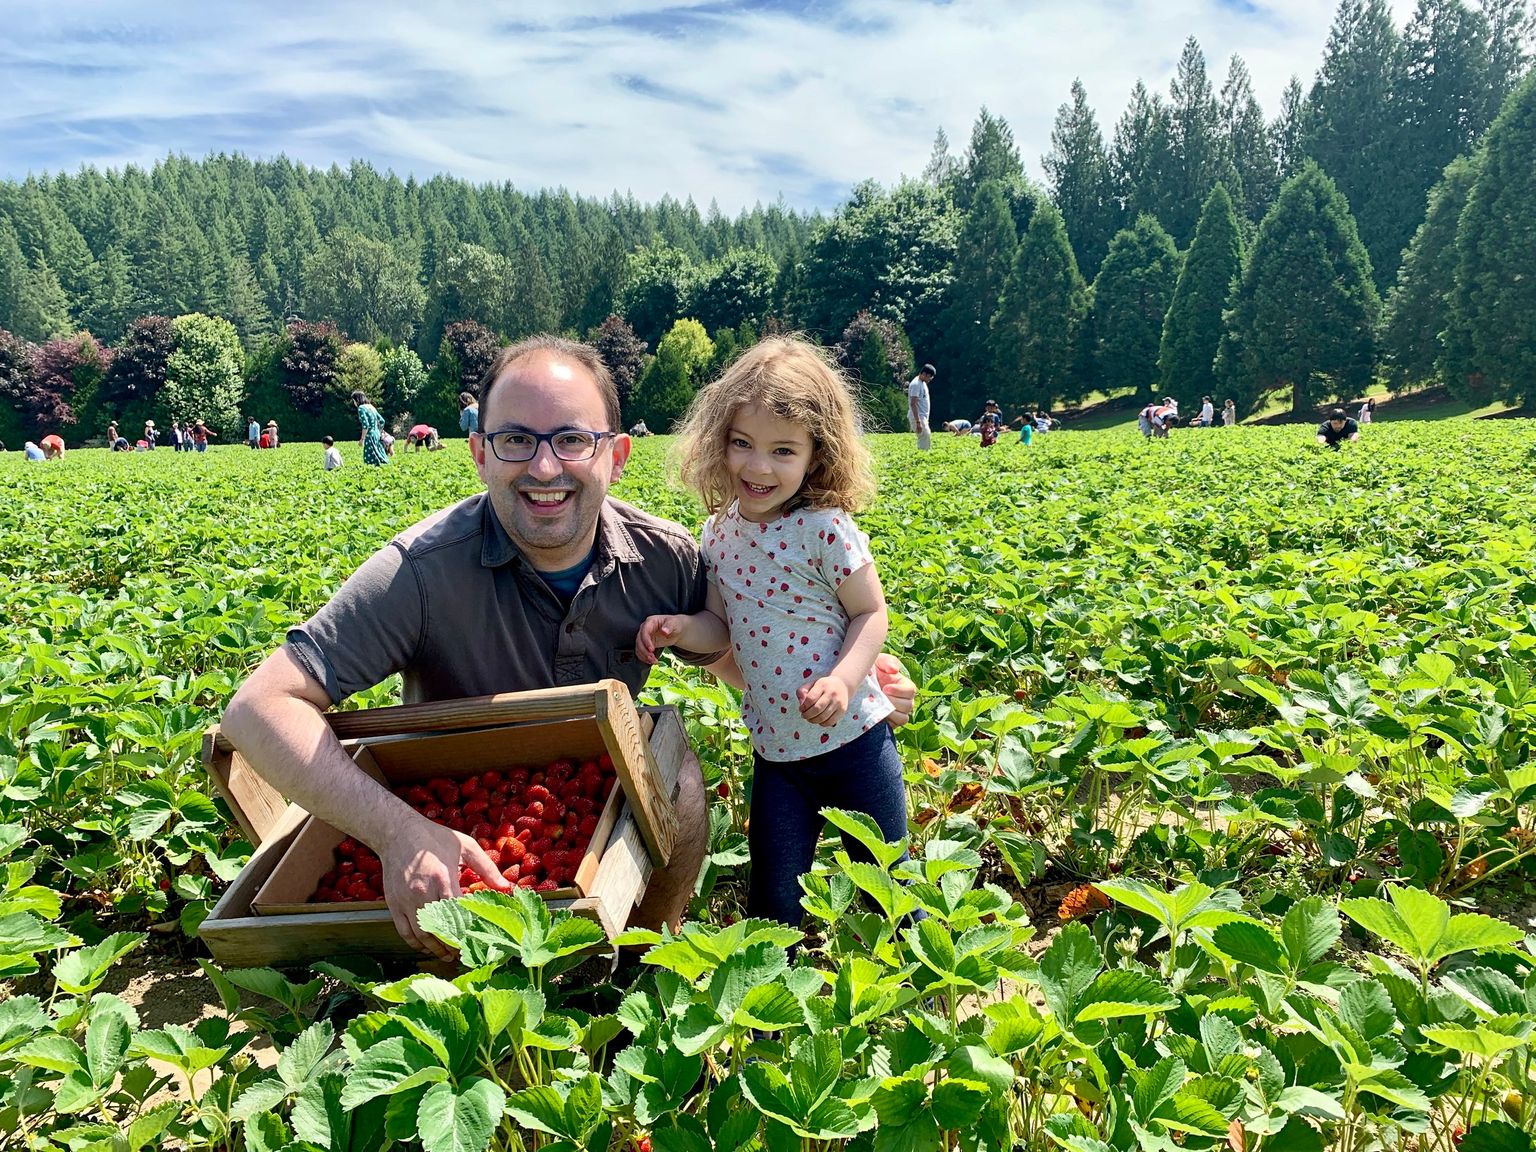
left=0, top=0, right=1531, bottom=444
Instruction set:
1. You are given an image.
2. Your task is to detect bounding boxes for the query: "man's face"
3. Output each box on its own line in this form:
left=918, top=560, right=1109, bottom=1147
left=1330, top=418, right=1346, bottom=430
left=470, top=351, right=631, bottom=571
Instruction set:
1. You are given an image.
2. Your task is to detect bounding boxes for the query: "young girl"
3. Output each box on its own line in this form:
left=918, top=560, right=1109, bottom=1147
left=1222, top=398, right=1237, bottom=427
left=636, top=336, right=906, bottom=927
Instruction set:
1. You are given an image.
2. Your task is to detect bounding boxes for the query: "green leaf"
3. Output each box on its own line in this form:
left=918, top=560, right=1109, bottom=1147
left=1459, top=1120, right=1534, bottom=1152
left=822, top=806, right=906, bottom=869
left=735, top=982, right=806, bottom=1030
left=1435, top=913, right=1525, bottom=964
left=53, top=932, right=145, bottom=995
left=1133, top=1056, right=1187, bottom=1121
left=1421, top=1024, right=1529, bottom=1060
left=506, top=1085, right=570, bottom=1136
left=1280, top=896, right=1340, bottom=971
left=930, top=1078, right=989, bottom=1128
left=339, top=1035, right=448, bottom=1107
left=84, top=994, right=135, bottom=1085
left=1035, top=921, right=1102, bottom=1025
left=949, top=1045, right=1015, bottom=1094
left=1210, top=919, right=1285, bottom=973
left=1074, top=969, right=1178, bottom=1021
left=278, top=1019, right=335, bottom=1088
left=1355, top=1068, right=1431, bottom=1112
left=416, top=1077, right=505, bottom=1152
left=1154, top=1092, right=1231, bottom=1137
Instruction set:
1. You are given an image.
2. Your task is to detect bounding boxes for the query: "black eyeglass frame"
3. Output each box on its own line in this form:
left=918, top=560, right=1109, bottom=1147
left=480, top=428, right=616, bottom=463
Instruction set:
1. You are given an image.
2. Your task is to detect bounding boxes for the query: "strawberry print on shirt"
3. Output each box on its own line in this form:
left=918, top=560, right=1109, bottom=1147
left=701, top=502, right=892, bottom=762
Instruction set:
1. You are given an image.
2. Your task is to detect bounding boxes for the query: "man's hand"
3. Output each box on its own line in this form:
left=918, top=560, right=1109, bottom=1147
left=637, top=614, right=689, bottom=664
left=798, top=675, right=851, bottom=726
left=874, top=653, right=916, bottom=727
left=378, top=815, right=511, bottom=960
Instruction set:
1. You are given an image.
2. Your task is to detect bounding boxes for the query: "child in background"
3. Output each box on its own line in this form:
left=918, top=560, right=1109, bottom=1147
left=1222, top=399, right=1237, bottom=427
left=635, top=336, right=906, bottom=928
left=322, top=435, right=343, bottom=471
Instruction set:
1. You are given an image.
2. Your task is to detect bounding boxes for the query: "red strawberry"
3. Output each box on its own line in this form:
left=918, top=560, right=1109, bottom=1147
left=522, top=854, right=541, bottom=873
left=502, top=863, right=520, bottom=882
left=578, top=815, right=597, bottom=837
left=530, top=837, right=552, bottom=856
left=536, top=879, right=559, bottom=892
left=528, top=784, right=552, bottom=803
left=515, top=815, right=541, bottom=833
left=500, top=838, right=526, bottom=861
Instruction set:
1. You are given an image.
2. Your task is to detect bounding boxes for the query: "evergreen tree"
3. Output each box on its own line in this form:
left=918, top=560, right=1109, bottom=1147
left=1220, top=56, right=1280, bottom=224
left=12, top=261, right=73, bottom=343
left=1109, top=81, right=1175, bottom=234
left=1452, top=70, right=1536, bottom=404
left=1161, top=185, right=1244, bottom=401
left=936, top=179, right=1018, bottom=415
left=1481, top=0, right=1535, bottom=119
left=992, top=203, right=1089, bottom=408
left=1043, top=79, right=1115, bottom=277
left=1217, top=161, right=1381, bottom=414
left=1383, top=154, right=1480, bottom=391
left=0, top=221, right=28, bottom=335
left=956, top=108, right=1027, bottom=213
left=630, top=318, right=713, bottom=430
left=921, top=127, right=958, bottom=189
left=84, top=245, right=146, bottom=344
left=1272, top=76, right=1308, bottom=181
left=503, top=232, right=560, bottom=340
left=588, top=314, right=647, bottom=408
left=1304, top=0, right=1410, bottom=284
left=1091, top=215, right=1181, bottom=401
left=1166, top=37, right=1233, bottom=245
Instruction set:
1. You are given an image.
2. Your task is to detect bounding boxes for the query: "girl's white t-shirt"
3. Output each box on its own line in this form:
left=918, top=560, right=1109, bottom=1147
left=702, top=503, right=892, bottom=762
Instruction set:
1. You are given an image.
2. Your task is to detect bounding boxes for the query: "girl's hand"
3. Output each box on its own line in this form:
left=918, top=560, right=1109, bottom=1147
left=798, top=676, right=850, bottom=726
left=637, top=615, right=686, bottom=664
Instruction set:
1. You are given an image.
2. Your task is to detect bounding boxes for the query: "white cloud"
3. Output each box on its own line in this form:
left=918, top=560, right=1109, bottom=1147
left=0, top=0, right=1420, bottom=211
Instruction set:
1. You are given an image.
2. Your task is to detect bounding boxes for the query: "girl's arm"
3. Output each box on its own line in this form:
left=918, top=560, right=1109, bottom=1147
left=829, top=563, right=888, bottom=690
left=799, top=563, right=889, bottom=725
left=637, top=579, right=730, bottom=664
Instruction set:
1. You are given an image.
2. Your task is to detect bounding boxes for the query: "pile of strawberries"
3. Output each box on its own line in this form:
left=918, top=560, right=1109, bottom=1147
left=309, top=754, right=617, bottom=903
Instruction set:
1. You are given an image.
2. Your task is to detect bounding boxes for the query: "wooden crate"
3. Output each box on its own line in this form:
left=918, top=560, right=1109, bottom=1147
left=199, top=681, right=692, bottom=968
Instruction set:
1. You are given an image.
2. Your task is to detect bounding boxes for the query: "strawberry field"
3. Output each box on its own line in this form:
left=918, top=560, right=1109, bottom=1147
left=6, top=424, right=1536, bottom=1151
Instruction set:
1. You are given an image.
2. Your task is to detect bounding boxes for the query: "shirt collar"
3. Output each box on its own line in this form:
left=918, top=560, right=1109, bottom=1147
left=479, top=494, right=642, bottom=569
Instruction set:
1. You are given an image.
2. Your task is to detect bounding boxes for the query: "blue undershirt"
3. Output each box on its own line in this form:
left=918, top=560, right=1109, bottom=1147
left=538, top=547, right=596, bottom=608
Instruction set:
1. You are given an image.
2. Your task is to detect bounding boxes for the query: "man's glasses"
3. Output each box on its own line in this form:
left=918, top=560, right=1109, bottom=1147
left=482, top=429, right=614, bottom=463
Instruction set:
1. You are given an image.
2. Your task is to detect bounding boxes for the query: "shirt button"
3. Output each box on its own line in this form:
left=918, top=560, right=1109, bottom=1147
left=565, top=622, right=576, bottom=633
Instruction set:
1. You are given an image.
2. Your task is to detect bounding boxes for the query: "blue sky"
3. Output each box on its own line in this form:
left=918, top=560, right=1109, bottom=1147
left=1, top=0, right=1413, bottom=213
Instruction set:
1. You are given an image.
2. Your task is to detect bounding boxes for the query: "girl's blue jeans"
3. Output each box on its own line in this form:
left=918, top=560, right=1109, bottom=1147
left=746, top=722, right=910, bottom=927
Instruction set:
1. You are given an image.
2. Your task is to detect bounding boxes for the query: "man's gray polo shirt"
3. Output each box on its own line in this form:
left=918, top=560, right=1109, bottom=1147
left=287, top=493, right=715, bottom=705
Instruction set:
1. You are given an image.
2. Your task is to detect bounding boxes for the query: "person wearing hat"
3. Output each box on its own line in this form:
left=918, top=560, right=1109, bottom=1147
left=266, top=420, right=280, bottom=449
left=907, top=363, right=936, bottom=451
left=143, top=420, right=157, bottom=449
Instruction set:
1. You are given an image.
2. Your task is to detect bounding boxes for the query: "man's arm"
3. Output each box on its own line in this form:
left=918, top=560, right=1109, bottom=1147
left=221, top=647, right=509, bottom=960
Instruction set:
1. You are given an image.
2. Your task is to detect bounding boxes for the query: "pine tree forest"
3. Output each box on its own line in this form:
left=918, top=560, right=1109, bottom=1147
left=0, top=0, right=1531, bottom=444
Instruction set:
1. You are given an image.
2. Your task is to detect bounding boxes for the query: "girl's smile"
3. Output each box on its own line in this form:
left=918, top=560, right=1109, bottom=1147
left=727, top=404, right=814, bottom=522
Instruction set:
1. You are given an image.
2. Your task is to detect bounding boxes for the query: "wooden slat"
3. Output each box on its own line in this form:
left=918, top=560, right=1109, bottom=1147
left=208, top=683, right=609, bottom=754
left=202, top=728, right=293, bottom=846
left=594, top=681, right=676, bottom=867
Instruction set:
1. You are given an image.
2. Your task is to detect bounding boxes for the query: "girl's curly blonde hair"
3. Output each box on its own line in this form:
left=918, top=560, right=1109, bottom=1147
left=673, top=335, right=876, bottom=517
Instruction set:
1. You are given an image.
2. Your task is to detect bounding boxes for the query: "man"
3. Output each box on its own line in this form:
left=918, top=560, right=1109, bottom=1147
left=223, top=336, right=914, bottom=960
left=907, top=364, right=935, bottom=450
left=1316, top=408, right=1360, bottom=450
left=247, top=417, right=261, bottom=449
left=1199, top=396, right=1214, bottom=427
left=1138, top=399, right=1177, bottom=438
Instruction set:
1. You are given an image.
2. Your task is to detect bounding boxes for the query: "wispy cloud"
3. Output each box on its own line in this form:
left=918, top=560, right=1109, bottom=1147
left=0, top=0, right=1415, bottom=212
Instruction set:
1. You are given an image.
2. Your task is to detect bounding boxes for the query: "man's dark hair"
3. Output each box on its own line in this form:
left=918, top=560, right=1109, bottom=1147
left=478, top=336, right=621, bottom=432
left=322, top=435, right=334, bottom=446
left=1329, top=408, right=1347, bottom=420
left=921, top=363, right=936, bottom=377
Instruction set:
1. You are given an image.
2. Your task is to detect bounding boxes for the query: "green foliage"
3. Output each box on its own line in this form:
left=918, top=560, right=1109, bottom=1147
left=1452, top=69, right=1536, bottom=406
left=690, top=247, right=776, bottom=334
left=1217, top=161, right=1380, bottom=414
left=991, top=203, right=1088, bottom=408
left=336, top=344, right=384, bottom=420
left=937, top=179, right=1018, bottom=418
left=1044, top=79, right=1116, bottom=279
left=1160, top=184, right=1243, bottom=401
left=631, top=318, right=713, bottom=431
left=620, top=242, right=700, bottom=348
left=164, top=313, right=244, bottom=436
left=1383, top=153, right=1480, bottom=393
left=1090, top=215, right=1180, bottom=402
left=380, top=345, right=429, bottom=428
left=302, top=230, right=425, bottom=345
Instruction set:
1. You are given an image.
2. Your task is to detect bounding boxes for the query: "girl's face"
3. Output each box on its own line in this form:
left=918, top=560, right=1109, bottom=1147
left=726, top=403, right=814, bottom=522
